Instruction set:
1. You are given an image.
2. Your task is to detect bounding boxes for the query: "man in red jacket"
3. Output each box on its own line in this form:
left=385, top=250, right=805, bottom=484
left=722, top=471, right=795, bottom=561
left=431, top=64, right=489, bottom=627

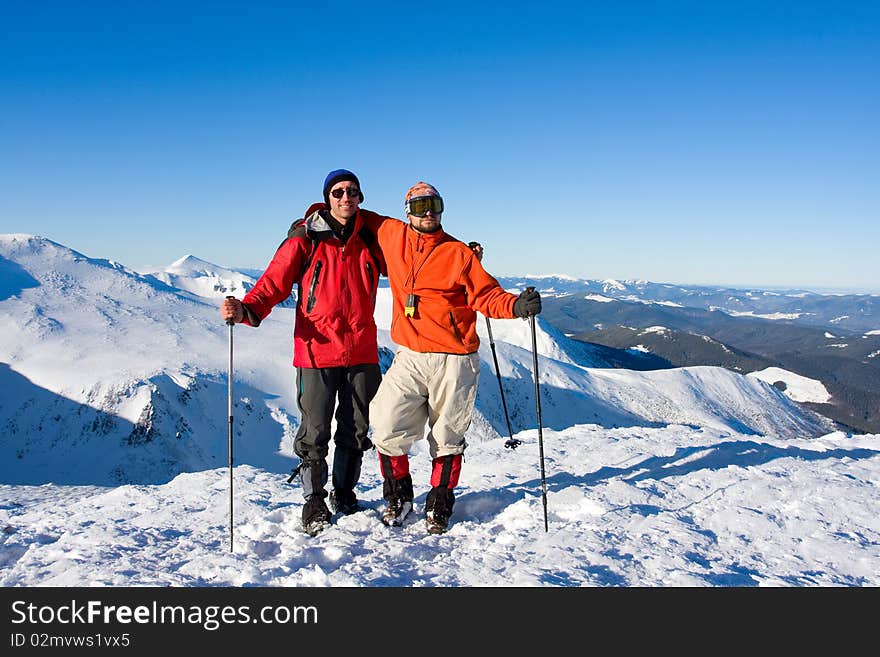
left=221, top=169, right=384, bottom=536
left=359, top=182, right=542, bottom=533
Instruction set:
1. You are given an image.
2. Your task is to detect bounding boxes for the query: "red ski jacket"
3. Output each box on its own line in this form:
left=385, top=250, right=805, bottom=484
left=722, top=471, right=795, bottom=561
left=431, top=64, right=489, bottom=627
left=240, top=206, right=383, bottom=368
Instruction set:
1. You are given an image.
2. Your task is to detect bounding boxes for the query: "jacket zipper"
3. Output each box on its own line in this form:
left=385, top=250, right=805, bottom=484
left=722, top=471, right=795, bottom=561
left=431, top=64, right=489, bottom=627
left=306, top=261, right=322, bottom=312
left=366, top=261, right=376, bottom=306
left=341, top=244, right=350, bottom=362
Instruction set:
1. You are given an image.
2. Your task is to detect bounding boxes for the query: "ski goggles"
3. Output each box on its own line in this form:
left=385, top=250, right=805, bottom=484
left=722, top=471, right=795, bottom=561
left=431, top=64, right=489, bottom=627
left=329, top=187, right=361, bottom=199
left=405, top=195, right=444, bottom=217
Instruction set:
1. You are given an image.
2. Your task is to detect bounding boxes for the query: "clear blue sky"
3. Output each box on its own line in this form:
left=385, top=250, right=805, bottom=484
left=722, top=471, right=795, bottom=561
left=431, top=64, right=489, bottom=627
left=2, top=1, right=878, bottom=292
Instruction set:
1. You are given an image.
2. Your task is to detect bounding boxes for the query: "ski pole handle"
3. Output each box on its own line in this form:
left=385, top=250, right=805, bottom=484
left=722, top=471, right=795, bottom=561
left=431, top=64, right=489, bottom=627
left=521, top=286, right=537, bottom=321
left=225, top=295, right=236, bottom=326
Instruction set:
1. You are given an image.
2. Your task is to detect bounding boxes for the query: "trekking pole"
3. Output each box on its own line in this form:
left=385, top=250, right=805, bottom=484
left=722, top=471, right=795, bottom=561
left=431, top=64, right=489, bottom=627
left=525, top=286, right=548, bottom=532
left=485, top=316, right=521, bottom=449
left=466, top=241, right=521, bottom=449
left=225, top=296, right=235, bottom=552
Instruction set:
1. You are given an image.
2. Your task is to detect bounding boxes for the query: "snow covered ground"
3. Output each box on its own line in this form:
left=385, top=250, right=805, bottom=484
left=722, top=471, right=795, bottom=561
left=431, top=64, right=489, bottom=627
left=2, top=426, right=877, bottom=587
left=1, top=234, right=878, bottom=587
left=747, top=367, right=832, bottom=404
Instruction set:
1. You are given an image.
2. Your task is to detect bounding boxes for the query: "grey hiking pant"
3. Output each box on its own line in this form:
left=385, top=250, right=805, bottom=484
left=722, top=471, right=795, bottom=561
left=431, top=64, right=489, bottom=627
left=293, top=364, right=381, bottom=461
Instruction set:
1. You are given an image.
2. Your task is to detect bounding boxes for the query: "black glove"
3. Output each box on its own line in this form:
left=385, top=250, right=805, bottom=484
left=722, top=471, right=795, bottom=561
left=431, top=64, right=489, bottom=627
left=467, top=241, right=483, bottom=261
left=513, top=289, right=541, bottom=318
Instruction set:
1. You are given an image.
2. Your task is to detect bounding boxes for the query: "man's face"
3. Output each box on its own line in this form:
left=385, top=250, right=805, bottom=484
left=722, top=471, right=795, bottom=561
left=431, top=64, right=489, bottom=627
left=408, top=211, right=441, bottom=233
left=328, top=181, right=361, bottom=222
left=407, top=196, right=442, bottom=234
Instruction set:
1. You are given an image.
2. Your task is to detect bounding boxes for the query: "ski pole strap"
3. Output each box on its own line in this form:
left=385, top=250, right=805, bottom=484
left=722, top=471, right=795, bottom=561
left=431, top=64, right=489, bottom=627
left=286, top=461, right=304, bottom=484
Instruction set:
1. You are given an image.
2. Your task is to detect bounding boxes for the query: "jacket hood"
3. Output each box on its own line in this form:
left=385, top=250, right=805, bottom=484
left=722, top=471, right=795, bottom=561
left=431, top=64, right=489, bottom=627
left=305, top=206, right=364, bottom=238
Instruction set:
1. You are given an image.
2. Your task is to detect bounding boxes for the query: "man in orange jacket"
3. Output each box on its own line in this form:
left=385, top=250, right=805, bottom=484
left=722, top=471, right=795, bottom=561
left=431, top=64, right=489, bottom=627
left=359, top=182, right=542, bottom=533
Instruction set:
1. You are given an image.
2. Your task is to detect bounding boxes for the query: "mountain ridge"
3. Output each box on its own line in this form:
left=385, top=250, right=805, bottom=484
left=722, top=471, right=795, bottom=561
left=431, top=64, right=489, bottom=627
left=0, top=234, right=839, bottom=485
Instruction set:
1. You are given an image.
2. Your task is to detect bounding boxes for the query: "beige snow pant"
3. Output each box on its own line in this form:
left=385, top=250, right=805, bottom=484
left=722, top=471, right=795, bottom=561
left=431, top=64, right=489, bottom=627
left=370, top=346, right=480, bottom=458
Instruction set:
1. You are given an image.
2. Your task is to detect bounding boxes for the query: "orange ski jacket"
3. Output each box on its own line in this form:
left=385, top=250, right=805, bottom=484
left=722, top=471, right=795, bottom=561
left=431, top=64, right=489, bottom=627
left=359, top=209, right=518, bottom=354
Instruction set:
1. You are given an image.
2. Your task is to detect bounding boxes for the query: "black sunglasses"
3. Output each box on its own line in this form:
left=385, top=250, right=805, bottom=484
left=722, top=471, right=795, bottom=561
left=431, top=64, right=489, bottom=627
left=330, top=187, right=361, bottom=199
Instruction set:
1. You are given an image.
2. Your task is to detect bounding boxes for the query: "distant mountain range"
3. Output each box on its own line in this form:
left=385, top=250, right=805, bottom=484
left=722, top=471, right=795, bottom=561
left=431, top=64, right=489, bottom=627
left=494, top=276, right=880, bottom=434
left=496, top=275, right=880, bottom=333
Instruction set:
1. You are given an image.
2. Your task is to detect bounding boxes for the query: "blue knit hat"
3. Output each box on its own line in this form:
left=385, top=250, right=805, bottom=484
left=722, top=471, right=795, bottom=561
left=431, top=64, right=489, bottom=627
left=323, top=169, right=363, bottom=205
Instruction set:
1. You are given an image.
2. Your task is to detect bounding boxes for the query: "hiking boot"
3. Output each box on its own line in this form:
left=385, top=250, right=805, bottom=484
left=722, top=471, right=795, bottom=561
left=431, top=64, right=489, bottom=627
left=381, top=498, right=413, bottom=527
left=378, top=455, right=414, bottom=527
left=302, top=496, right=332, bottom=537
left=425, top=510, right=449, bottom=534
left=425, top=486, right=455, bottom=534
left=329, top=489, right=363, bottom=515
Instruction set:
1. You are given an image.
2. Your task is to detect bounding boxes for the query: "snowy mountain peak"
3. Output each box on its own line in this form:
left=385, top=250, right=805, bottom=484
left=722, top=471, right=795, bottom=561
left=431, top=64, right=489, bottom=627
left=1, top=233, right=44, bottom=245
left=141, top=254, right=257, bottom=299
left=1, top=233, right=81, bottom=260
left=168, top=254, right=216, bottom=271
left=602, top=278, right=628, bottom=292
left=0, top=233, right=176, bottom=299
